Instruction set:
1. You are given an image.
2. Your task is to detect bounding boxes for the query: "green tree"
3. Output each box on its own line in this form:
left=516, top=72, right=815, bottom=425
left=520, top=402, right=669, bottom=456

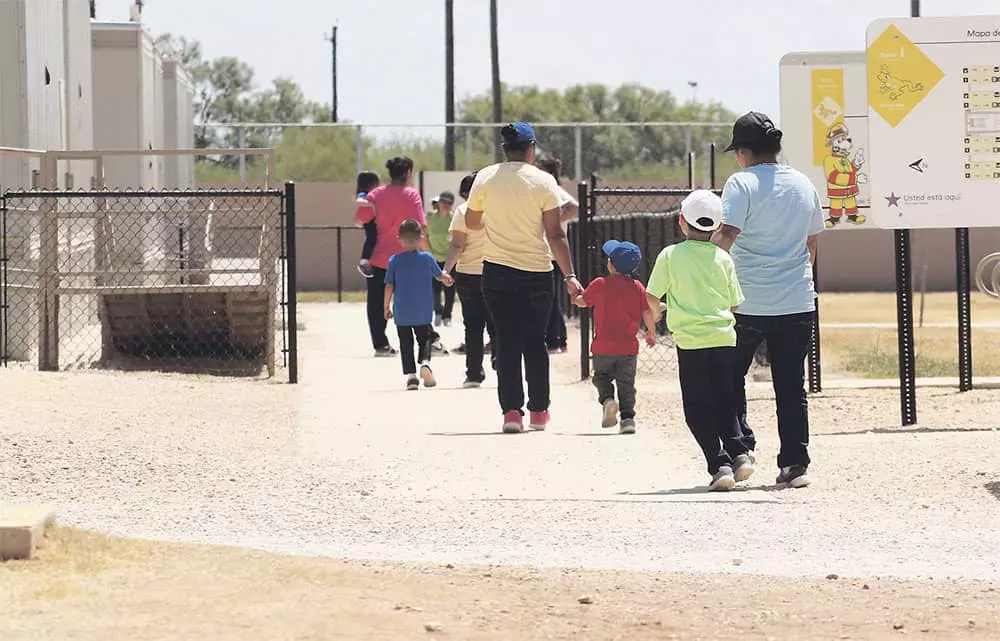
left=156, top=34, right=327, bottom=170
left=458, top=83, right=736, bottom=181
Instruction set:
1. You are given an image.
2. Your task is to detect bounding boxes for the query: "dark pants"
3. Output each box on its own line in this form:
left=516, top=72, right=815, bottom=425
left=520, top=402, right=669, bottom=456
left=366, top=266, right=390, bottom=350
left=360, top=221, right=377, bottom=260
left=454, top=271, right=496, bottom=380
left=433, top=261, right=456, bottom=320
left=733, top=312, right=813, bottom=469
left=676, top=346, right=749, bottom=474
left=482, top=261, right=553, bottom=414
left=546, top=261, right=567, bottom=349
left=397, top=324, right=434, bottom=375
left=592, top=354, right=638, bottom=419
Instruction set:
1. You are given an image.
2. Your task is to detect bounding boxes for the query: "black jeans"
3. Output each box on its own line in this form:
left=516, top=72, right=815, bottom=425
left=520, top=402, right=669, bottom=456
left=397, top=324, right=434, bottom=375
left=733, top=312, right=813, bottom=468
left=433, top=261, right=456, bottom=320
left=676, top=346, right=749, bottom=474
left=546, top=261, right=567, bottom=349
left=360, top=221, right=377, bottom=260
left=365, top=266, right=390, bottom=350
left=482, top=261, right=553, bottom=414
left=454, top=271, right=495, bottom=380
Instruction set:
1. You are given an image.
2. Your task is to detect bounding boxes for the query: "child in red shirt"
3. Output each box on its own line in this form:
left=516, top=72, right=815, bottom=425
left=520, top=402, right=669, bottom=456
left=575, top=240, right=656, bottom=434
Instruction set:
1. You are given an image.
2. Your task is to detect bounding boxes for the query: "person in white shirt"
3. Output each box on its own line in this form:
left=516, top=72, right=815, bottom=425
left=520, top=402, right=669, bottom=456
left=443, top=172, right=496, bottom=388
left=536, top=157, right=579, bottom=354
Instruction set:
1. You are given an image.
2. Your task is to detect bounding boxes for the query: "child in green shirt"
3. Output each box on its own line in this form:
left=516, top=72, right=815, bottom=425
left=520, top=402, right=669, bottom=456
left=427, top=191, right=456, bottom=327
left=646, top=190, right=755, bottom=491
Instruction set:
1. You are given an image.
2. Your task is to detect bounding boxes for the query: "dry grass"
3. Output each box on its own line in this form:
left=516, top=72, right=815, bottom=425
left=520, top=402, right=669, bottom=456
left=819, top=292, right=1000, bottom=325
left=821, top=327, right=1000, bottom=379
left=1, top=528, right=996, bottom=641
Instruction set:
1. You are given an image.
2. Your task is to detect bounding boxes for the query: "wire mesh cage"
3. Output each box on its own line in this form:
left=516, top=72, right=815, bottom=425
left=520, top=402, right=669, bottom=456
left=0, top=189, right=291, bottom=377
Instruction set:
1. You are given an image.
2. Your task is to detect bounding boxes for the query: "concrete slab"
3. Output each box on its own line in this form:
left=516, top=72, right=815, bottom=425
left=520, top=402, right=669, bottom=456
left=0, top=504, right=57, bottom=560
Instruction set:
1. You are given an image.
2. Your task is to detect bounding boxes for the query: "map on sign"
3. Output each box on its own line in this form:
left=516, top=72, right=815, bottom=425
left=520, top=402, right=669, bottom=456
left=867, top=16, right=1000, bottom=229
left=779, top=52, right=876, bottom=230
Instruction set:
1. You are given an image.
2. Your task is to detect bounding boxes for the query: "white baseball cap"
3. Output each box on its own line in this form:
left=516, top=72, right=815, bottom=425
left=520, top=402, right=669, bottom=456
left=680, top=189, right=723, bottom=232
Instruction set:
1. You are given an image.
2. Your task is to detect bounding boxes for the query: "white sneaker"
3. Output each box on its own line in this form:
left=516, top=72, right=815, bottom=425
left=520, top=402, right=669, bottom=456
left=419, top=363, right=437, bottom=388
left=732, top=454, right=755, bottom=483
left=709, top=466, right=736, bottom=492
left=601, top=398, right=619, bottom=428
left=405, top=375, right=419, bottom=391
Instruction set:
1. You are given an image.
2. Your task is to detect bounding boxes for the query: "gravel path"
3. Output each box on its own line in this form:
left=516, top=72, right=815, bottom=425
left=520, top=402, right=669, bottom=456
left=4, top=302, right=1000, bottom=581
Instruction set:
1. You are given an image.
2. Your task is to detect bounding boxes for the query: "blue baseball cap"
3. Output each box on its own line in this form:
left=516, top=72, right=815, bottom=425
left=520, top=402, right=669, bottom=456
left=602, top=240, right=642, bottom=275
left=502, top=121, right=536, bottom=144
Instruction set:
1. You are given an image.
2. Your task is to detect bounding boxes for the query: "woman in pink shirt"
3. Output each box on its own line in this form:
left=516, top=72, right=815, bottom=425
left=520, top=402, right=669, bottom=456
left=355, top=156, right=427, bottom=356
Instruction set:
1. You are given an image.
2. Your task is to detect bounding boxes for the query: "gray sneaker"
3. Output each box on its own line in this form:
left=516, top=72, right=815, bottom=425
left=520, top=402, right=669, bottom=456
left=405, top=375, right=419, bottom=391
left=619, top=418, right=636, bottom=434
left=776, top=465, right=810, bottom=488
left=709, top=466, right=736, bottom=492
left=374, top=346, right=397, bottom=358
left=732, top=454, right=755, bottom=482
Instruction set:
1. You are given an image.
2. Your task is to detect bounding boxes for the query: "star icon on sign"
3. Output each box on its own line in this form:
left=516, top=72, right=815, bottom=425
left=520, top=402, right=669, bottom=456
left=885, top=192, right=901, bottom=207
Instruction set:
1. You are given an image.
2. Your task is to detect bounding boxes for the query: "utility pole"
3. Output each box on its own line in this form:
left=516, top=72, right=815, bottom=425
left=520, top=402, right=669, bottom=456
left=489, top=0, right=502, bottom=162
left=444, top=0, right=455, bottom=169
left=326, top=26, right=339, bottom=122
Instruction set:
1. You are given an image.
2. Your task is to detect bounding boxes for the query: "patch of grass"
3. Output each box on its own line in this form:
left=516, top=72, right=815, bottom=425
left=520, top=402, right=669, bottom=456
left=820, top=292, right=1000, bottom=325
left=822, top=327, right=1000, bottom=378
left=297, top=290, right=366, bottom=304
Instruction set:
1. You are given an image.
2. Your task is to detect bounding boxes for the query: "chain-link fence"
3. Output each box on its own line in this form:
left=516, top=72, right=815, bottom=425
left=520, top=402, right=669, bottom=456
left=570, top=182, right=818, bottom=390
left=570, top=187, right=692, bottom=378
left=196, top=122, right=737, bottom=186
left=1, top=188, right=295, bottom=379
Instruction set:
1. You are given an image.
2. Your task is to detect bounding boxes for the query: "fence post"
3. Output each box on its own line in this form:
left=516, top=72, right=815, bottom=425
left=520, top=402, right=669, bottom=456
left=577, top=180, right=591, bottom=381
left=709, top=143, right=717, bottom=190
left=238, top=128, right=247, bottom=183
left=336, top=227, right=344, bottom=304
left=956, top=228, right=973, bottom=391
left=38, top=152, right=59, bottom=371
left=808, top=259, right=822, bottom=394
left=285, top=181, right=299, bottom=384
left=464, top=127, right=473, bottom=172
left=894, top=229, right=917, bottom=425
left=687, top=152, right=695, bottom=189
left=355, top=125, right=364, bottom=174
left=574, top=125, right=583, bottom=182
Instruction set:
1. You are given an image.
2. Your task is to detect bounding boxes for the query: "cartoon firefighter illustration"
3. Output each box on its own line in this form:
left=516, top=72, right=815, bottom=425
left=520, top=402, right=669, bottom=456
left=823, top=122, right=867, bottom=228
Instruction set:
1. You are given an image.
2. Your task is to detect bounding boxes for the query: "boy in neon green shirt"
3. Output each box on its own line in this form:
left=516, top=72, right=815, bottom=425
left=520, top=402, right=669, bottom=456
left=426, top=192, right=456, bottom=326
left=646, top=190, right=755, bottom=491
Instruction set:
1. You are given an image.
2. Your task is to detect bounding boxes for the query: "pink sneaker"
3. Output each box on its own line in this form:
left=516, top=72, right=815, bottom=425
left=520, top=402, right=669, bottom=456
left=502, top=410, right=524, bottom=434
left=528, top=410, right=550, bottom=431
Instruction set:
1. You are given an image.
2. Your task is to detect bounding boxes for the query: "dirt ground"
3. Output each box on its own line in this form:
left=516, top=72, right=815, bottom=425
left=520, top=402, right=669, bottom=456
left=5, top=300, right=1000, bottom=640
left=2, top=528, right=996, bottom=641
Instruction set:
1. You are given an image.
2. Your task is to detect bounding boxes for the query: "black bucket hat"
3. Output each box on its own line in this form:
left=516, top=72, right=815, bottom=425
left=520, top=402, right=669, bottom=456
left=724, top=111, right=780, bottom=152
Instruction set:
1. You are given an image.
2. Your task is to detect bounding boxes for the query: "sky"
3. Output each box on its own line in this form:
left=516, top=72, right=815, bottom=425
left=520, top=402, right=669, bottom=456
left=99, top=0, right=1000, bottom=129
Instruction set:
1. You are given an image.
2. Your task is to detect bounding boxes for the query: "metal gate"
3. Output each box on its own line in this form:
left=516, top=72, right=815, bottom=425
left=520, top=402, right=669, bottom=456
left=0, top=185, right=298, bottom=382
left=570, top=177, right=821, bottom=392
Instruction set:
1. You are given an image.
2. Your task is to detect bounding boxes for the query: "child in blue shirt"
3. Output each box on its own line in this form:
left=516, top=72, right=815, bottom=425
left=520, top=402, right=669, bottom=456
left=384, top=219, right=454, bottom=390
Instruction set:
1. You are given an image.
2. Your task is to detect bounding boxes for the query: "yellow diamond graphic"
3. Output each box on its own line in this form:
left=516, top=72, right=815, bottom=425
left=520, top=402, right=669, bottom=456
left=867, top=24, right=944, bottom=127
left=814, top=96, right=843, bottom=127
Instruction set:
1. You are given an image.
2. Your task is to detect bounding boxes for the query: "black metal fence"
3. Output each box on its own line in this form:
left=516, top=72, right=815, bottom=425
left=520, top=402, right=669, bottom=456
left=1, top=186, right=298, bottom=381
left=570, top=176, right=822, bottom=392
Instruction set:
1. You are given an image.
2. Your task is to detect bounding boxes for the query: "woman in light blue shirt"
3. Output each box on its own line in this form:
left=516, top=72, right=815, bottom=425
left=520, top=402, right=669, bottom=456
left=712, top=111, right=825, bottom=490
